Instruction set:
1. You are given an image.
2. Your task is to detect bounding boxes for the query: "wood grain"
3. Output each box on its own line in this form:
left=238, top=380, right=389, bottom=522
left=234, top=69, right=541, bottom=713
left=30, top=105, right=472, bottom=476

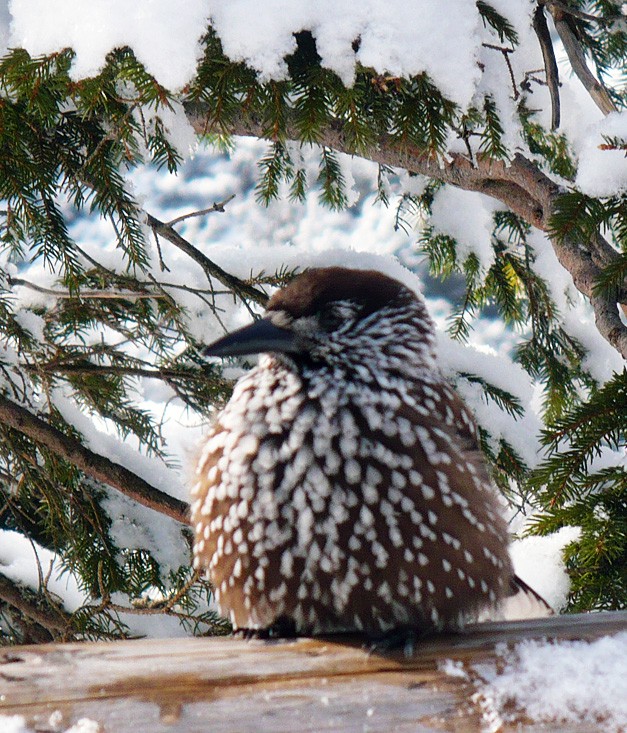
left=1, top=611, right=625, bottom=732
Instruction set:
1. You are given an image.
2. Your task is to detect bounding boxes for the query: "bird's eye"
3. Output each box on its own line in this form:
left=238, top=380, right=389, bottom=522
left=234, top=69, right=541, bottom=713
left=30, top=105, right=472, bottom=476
left=317, top=308, right=341, bottom=332
left=318, top=302, right=360, bottom=331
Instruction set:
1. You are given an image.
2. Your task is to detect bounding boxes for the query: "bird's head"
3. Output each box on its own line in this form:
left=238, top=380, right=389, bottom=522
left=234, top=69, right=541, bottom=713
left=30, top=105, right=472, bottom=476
left=204, top=267, right=436, bottom=376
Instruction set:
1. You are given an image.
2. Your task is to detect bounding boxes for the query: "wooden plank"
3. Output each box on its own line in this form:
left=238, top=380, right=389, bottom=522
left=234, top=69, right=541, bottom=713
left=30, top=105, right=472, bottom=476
left=0, top=611, right=625, bottom=732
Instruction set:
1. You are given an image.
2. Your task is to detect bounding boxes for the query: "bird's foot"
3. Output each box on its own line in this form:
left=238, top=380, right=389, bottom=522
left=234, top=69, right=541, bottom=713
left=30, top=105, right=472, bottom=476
left=365, top=627, right=429, bottom=657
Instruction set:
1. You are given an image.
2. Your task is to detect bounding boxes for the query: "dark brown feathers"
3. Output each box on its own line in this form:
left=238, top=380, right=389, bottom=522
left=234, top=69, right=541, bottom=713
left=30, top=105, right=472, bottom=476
left=191, top=267, right=521, bottom=638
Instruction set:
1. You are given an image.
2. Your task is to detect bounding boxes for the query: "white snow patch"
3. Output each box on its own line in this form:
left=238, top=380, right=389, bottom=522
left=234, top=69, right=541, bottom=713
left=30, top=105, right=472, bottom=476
left=9, top=0, right=210, bottom=89
left=436, top=335, right=542, bottom=469
left=0, top=716, right=32, bottom=733
left=50, top=386, right=188, bottom=503
left=64, top=720, right=101, bottom=733
left=576, top=111, right=627, bottom=197
left=509, top=527, right=580, bottom=613
left=430, top=188, right=501, bottom=273
left=473, top=632, right=627, bottom=733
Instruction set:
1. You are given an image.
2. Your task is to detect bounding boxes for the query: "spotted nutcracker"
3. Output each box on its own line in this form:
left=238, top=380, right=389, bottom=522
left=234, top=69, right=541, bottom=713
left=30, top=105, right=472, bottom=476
left=191, top=267, right=548, bottom=639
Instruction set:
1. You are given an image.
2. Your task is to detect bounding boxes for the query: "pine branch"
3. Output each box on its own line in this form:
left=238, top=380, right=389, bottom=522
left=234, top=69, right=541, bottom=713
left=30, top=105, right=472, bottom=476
left=145, top=213, right=268, bottom=308
left=0, top=571, right=70, bottom=637
left=28, top=362, right=227, bottom=384
left=186, top=103, right=627, bottom=359
left=7, top=276, right=164, bottom=300
left=545, top=2, right=617, bottom=116
left=0, top=393, right=190, bottom=525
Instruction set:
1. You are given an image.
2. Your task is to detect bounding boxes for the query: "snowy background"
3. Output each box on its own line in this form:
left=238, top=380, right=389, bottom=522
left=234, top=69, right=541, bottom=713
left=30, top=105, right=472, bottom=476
left=0, top=1, right=625, bottom=729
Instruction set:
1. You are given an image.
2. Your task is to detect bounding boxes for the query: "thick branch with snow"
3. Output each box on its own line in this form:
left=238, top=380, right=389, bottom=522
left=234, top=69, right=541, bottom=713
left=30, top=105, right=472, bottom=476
left=185, top=105, right=627, bottom=360
left=0, top=395, right=190, bottom=525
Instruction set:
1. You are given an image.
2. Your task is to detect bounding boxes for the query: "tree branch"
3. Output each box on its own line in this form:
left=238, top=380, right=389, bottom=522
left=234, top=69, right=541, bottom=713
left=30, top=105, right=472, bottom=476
left=0, top=571, right=69, bottom=638
left=546, top=3, right=617, bottom=116
left=165, top=195, right=237, bottom=227
left=532, top=4, right=561, bottom=130
left=145, top=213, right=269, bottom=308
left=0, top=394, right=190, bottom=525
left=7, top=276, right=165, bottom=300
left=184, top=105, right=627, bottom=360
left=544, top=0, right=606, bottom=24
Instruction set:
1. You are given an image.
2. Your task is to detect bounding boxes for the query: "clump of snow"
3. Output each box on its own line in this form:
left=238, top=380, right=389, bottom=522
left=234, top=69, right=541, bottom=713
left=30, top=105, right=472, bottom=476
left=4, top=1, right=533, bottom=109
left=50, top=385, right=188, bottom=503
left=0, top=529, right=86, bottom=612
left=430, top=188, right=501, bottom=273
left=438, top=658, right=469, bottom=679
left=576, top=111, right=627, bottom=197
left=473, top=632, right=627, bottom=733
left=509, top=527, right=580, bottom=613
left=64, top=718, right=101, bottom=733
left=207, top=0, right=483, bottom=105
left=9, top=0, right=210, bottom=89
left=133, top=99, right=198, bottom=160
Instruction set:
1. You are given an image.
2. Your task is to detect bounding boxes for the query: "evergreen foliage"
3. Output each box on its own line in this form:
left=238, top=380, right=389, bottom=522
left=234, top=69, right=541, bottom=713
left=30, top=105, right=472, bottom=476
left=0, top=1, right=625, bottom=641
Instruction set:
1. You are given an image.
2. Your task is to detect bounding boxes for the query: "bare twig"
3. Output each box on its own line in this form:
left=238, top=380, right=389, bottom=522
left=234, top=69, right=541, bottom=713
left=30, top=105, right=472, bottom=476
left=0, top=393, right=190, bottom=525
left=165, top=195, right=237, bottom=227
left=7, top=276, right=164, bottom=300
left=482, top=44, right=519, bottom=100
left=145, top=213, right=269, bottom=308
left=547, top=4, right=617, bottom=116
left=532, top=4, right=561, bottom=129
left=153, top=228, right=171, bottom=273
left=73, top=244, right=233, bottom=303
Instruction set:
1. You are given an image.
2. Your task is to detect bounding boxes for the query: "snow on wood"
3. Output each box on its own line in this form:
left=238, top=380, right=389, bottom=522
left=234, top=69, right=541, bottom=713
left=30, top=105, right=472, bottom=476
left=0, top=611, right=625, bottom=733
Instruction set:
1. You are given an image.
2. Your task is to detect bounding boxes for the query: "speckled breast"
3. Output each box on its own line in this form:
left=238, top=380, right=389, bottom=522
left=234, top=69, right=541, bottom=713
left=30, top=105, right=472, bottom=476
left=191, top=356, right=513, bottom=635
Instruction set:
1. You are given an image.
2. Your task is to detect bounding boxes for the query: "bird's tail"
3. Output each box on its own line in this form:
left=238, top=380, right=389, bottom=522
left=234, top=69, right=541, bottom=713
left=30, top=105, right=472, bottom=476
left=499, top=574, right=554, bottom=620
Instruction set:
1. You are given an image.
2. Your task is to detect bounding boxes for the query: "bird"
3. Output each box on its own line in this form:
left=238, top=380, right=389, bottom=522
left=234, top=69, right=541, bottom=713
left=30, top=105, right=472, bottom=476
left=190, top=266, right=549, bottom=641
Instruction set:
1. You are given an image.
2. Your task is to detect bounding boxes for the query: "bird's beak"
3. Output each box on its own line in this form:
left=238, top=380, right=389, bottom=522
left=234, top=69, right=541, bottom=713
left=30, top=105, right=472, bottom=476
left=203, top=318, right=300, bottom=358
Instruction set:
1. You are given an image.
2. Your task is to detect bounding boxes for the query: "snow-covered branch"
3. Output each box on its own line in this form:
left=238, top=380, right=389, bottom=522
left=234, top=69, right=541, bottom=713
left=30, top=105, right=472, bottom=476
left=0, top=394, right=190, bottom=525
left=0, top=571, right=70, bottom=642
left=185, top=104, right=627, bottom=359
left=145, top=213, right=269, bottom=308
